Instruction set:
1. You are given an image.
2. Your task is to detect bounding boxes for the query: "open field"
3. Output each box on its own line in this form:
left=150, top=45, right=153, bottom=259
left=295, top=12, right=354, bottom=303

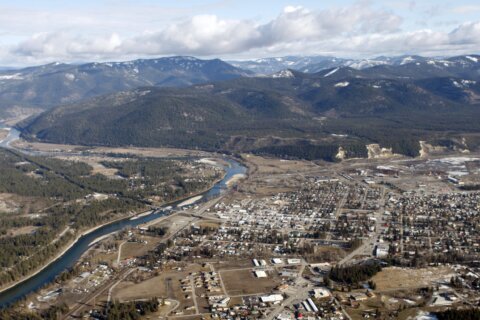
left=242, top=154, right=319, bottom=175
left=119, top=236, right=162, bottom=261
left=220, top=269, right=281, bottom=296
left=211, top=260, right=255, bottom=272
left=12, top=139, right=212, bottom=158
left=372, top=266, right=454, bottom=291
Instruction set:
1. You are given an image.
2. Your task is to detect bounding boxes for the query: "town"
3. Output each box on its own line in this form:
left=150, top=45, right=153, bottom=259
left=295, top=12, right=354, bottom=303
left=3, top=147, right=478, bottom=320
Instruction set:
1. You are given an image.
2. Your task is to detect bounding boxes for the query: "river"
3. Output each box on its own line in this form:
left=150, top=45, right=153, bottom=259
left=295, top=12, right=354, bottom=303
left=0, top=125, right=246, bottom=307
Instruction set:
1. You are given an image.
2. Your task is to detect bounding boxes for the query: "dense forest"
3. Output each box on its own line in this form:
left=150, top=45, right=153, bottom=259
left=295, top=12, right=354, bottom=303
left=328, top=262, right=382, bottom=285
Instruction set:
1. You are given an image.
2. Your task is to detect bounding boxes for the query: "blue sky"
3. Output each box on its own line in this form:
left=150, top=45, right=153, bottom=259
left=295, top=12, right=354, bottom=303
left=0, top=0, right=479, bottom=65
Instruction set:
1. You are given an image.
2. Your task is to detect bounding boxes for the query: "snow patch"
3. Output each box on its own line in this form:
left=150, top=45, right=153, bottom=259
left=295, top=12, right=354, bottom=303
left=400, top=56, right=415, bottom=65
left=461, top=79, right=476, bottom=86
left=334, top=81, right=349, bottom=87
left=452, top=80, right=462, bottom=88
left=271, top=70, right=294, bottom=78
left=64, top=73, right=75, bottom=81
left=323, top=67, right=339, bottom=77
left=0, top=73, right=23, bottom=80
left=466, top=55, right=478, bottom=63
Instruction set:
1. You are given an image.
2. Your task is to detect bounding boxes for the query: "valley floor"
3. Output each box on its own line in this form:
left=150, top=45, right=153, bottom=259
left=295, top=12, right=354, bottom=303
left=2, top=141, right=480, bottom=319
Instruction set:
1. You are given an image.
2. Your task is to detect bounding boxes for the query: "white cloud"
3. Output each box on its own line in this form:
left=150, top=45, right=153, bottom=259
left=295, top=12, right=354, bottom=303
left=1, top=3, right=479, bottom=65
left=449, top=21, right=480, bottom=44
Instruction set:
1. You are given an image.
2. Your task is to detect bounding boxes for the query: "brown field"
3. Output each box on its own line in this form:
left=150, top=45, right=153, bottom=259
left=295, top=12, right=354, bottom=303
left=195, top=220, right=220, bottom=229
left=220, top=269, right=281, bottom=296
left=120, top=236, right=163, bottom=260
left=211, top=260, right=254, bottom=272
left=372, top=266, right=454, bottom=291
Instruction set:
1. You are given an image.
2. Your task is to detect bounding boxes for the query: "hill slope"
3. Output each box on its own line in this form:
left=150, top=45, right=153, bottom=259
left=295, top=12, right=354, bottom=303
left=20, top=65, right=480, bottom=160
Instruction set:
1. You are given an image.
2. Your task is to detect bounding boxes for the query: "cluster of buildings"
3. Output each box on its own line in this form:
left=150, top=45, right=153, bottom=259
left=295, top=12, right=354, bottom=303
left=383, top=191, right=480, bottom=261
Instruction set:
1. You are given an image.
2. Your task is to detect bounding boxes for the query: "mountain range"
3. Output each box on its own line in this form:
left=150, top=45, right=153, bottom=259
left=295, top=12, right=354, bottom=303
left=0, top=56, right=250, bottom=119
left=228, top=55, right=474, bottom=74
left=19, top=54, right=480, bottom=161
left=2, top=54, right=479, bottom=119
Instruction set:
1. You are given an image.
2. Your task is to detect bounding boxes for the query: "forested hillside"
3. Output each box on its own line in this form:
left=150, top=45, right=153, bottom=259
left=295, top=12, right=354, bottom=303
left=20, top=61, right=480, bottom=161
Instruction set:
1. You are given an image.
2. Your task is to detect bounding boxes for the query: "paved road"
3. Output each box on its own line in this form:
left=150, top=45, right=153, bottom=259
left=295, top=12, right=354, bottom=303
left=338, top=186, right=385, bottom=265
left=265, top=261, right=311, bottom=320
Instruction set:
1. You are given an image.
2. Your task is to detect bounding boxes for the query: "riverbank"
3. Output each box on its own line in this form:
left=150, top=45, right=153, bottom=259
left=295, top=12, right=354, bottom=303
left=0, top=208, right=151, bottom=295
left=0, top=153, right=245, bottom=307
left=0, top=164, right=227, bottom=297
left=226, top=173, right=246, bottom=187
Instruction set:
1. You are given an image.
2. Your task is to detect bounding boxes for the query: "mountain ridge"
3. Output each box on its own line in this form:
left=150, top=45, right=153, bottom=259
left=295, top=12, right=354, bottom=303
left=0, top=56, right=251, bottom=119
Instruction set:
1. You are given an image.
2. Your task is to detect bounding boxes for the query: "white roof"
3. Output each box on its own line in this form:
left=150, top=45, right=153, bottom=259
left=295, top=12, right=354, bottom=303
left=255, top=270, right=268, bottom=278
left=287, top=258, right=301, bottom=264
left=260, top=294, right=284, bottom=302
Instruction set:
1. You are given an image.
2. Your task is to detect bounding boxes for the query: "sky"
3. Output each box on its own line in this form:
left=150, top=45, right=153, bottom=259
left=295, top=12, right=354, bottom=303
left=0, top=0, right=479, bottom=66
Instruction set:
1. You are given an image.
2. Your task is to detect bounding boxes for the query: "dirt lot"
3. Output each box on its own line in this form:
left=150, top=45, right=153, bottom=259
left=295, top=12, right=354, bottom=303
left=220, top=268, right=281, bottom=296
left=372, top=266, right=454, bottom=291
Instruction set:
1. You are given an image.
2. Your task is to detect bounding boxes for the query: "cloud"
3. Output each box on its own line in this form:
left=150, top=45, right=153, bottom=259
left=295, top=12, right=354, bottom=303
left=2, top=3, right=480, bottom=65
left=449, top=21, right=480, bottom=44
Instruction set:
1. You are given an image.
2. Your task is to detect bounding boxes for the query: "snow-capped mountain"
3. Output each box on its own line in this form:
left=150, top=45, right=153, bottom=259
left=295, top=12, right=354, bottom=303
left=229, top=56, right=346, bottom=75
left=230, top=54, right=480, bottom=75
left=0, top=56, right=250, bottom=117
